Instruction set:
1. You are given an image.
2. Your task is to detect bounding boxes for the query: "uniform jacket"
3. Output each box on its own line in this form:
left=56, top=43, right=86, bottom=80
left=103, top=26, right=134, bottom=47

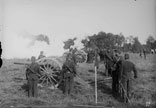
left=26, top=62, right=40, bottom=81
left=38, top=54, right=45, bottom=59
left=121, top=60, right=137, bottom=80
left=104, top=50, right=116, bottom=69
left=58, top=61, right=76, bottom=85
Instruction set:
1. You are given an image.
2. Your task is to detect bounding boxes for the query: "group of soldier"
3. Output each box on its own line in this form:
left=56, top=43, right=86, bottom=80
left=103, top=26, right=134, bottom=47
left=103, top=49, right=137, bottom=103
left=25, top=49, right=138, bottom=104
left=25, top=50, right=76, bottom=97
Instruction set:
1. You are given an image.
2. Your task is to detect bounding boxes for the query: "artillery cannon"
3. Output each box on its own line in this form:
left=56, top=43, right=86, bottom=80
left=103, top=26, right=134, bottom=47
left=14, top=49, right=88, bottom=88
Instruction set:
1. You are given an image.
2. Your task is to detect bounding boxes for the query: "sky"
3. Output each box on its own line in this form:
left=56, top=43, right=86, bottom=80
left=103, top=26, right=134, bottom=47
left=0, top=0, right=156, bottom=59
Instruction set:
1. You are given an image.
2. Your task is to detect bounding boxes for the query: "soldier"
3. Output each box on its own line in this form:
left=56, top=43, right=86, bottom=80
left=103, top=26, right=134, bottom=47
left=26, top=56, right=40, bottom=97
left=71, top=48, right=77, bottom=65
left=38, top=51, right=45, bottom=59
left=104, top=49, right=115, bottom=77
left=56, top=54, right=76, bottom=96
left=111, top=50, right=123, bottom=97
left=143, top=49, right=146, bottom=59
left=120, top=54, right=137, bottom=103
left=0, top=42, right=2, bottom=68
left=139, top=50, right=142, bottom=58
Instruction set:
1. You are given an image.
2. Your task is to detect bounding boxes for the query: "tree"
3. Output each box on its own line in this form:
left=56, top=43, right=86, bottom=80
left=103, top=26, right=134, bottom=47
left=63, top=37, right=77, bottom=50
left=146, top=36, right=155, bottom=50
left=131, top=37, right=142, bottom=53
left=81, top=31, right=126, bottom=52
left=125, top=35, right=135, bottom=44
left=123, top=43, right=132, bottom=52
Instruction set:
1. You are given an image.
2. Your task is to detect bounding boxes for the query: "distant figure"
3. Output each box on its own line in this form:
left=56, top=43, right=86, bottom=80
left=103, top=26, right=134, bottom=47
left=151, top=49, right=155, bottom=54
left=139, top=50, right=142, bottom=58
left=38, top=51, right=45, bottom=59
left=71, top=48, right=77, bottom=65
left=56, top=54, right=76, bottom=96
left=0, top=42, right=2, bottom=68
left=143, top=49, right=146, bottom=59
left=120, top=54, right=137, bottom=103
left=66, top=48, right=77, bottom=65
left=26, top=56, right=40, bottom=97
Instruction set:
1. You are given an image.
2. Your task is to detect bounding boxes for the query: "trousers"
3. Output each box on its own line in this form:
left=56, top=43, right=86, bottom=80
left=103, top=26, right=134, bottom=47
left=64, top=77, right=74, bottom=95
left=28, top=79, right=38, bottom=97
left=121, top=79, right=132, bottom=102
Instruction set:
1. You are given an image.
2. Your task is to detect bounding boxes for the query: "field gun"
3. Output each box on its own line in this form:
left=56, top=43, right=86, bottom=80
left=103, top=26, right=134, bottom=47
left=13, top=49, right=88, bottom=88
left=14, top=62, right=30, bottom=66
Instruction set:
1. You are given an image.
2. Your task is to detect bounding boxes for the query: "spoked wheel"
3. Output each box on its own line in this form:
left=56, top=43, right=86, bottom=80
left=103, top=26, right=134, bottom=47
left=37, top=57, right=62, bottom=87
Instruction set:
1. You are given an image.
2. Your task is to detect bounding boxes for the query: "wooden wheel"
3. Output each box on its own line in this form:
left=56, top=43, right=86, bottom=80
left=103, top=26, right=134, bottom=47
left=37, top=57, right=63, bottom=87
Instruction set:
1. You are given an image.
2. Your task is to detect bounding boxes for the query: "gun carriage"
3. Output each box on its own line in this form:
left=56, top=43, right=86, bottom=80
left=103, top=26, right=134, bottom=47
left=14, top=49, right=87, bottom=87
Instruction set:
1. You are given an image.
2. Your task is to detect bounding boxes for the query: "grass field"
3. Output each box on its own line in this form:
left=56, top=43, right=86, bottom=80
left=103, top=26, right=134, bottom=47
left=0, top=53, right=156, bottom=108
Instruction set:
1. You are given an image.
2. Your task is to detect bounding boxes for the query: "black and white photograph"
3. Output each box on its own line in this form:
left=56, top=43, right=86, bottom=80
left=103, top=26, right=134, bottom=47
left=0, top=0, right=156, bottom=107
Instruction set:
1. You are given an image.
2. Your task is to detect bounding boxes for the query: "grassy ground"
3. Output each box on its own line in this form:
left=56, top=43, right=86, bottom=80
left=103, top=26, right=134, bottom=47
left=0, top=53, right=156, bottom=108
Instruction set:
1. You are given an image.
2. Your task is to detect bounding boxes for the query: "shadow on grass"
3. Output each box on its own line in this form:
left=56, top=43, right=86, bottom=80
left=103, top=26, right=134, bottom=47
left=88, top=69, right=107, bottom=76
left=98, top=71, right=107, bottom=77
left=89, top=80, right=112, bottom=95
left=21, top=83, right=29, bottom=92
left=88, top=69, right=94, bottom=73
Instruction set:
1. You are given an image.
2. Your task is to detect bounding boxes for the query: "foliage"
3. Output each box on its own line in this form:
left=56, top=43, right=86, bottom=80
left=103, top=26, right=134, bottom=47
left=81, top=31, right=125, bottom=52
left=146, top=36, right=156, bottom=50
left=64, top=32, right=155, bottom=54
left=63, top=37, right=77, bottom=50
left=131, top=37, right=142, bottom=53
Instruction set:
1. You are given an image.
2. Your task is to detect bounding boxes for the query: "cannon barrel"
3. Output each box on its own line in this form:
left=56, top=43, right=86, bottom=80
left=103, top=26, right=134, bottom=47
left=14, top=62, right=30, bottom=65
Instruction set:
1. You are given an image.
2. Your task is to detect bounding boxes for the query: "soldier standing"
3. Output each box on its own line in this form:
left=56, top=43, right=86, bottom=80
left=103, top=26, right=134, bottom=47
left=26, top=56, right=40, bottom=97
left=56, top=54, right=76, bottom=96
left=0, top=42, right=2, bottom=68
left=143, top=49, right=146, bottom=59
left=104, top=49, right=115, bottom=77
left=71, top=48, right=77, bottom=65
left=139, top=50, right=142, bottom=58
left=111, top=50, right=123, bottom=97
left=120, top=54, right=137, bottom=103
left=115, top=55, right=124, bottom=98
left=38, top=51, right=45, bottom=59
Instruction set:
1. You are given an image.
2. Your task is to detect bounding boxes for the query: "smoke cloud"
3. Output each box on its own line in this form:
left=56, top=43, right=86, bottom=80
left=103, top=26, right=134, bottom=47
left=35, top=34, right=50, bottom=45
left=19, top=32, right=50, bottom=46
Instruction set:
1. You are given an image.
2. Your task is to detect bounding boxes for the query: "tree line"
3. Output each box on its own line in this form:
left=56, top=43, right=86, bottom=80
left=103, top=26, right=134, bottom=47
left=63, top=31, right=156, bottom=54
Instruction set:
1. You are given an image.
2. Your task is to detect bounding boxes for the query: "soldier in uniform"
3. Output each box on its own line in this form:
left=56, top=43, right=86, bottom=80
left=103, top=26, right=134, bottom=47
left=139, top=50, right=142, bottom=58
left=26, top=56, right=40, bottom=97
left=56, top=53, right=76, bottom=96
left=143, top=49, right=146, bottom=59
left=104, top=49, right=115, bottom=77
left=38, top=51, right=45, bottom=59
left=71, top=48, right=77, bottom=65
left=0, top=42, right=2, bottom=68
left=120, top=54, right=137, bottom=103
left=111, top=50, right=123, bottom=97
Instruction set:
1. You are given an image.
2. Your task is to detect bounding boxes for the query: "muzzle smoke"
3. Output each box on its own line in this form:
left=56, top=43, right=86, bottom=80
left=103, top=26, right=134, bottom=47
left=20, top=32, right=50, bottom=46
